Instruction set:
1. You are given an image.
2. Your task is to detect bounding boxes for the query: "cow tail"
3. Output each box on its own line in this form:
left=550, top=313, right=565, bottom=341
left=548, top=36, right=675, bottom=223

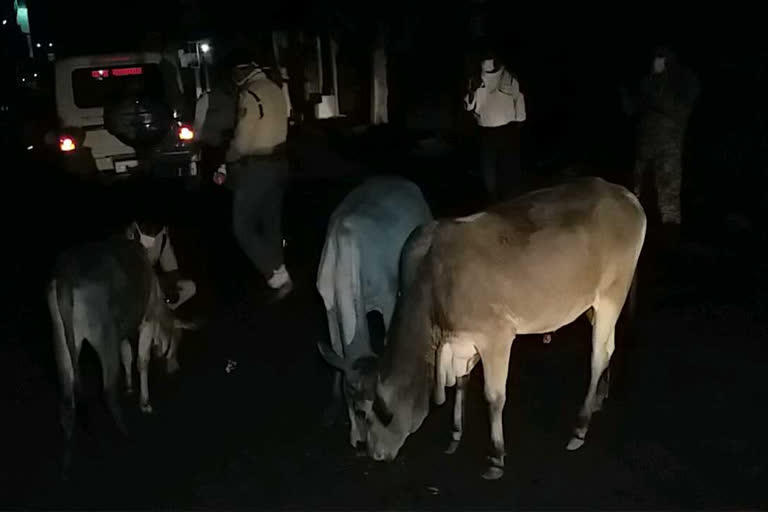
left=47, top=278, right=78, bottom=442
left=316, top=219, right=337, bottom=313
left=317, top=222, right=344, bottom=357
left=336, top=222, right=361, bottom=347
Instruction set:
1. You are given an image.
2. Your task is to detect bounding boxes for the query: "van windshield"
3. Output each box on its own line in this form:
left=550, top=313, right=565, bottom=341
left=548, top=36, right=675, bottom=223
left=72, top=64, right=166, bottom=109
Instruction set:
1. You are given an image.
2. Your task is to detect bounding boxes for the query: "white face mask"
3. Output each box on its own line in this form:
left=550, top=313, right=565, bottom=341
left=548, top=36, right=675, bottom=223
left=653, top=57, right=666, bottom=74
left=139, top=233, right=157, bottom=249
left=481, top=58, right=498, bottom=73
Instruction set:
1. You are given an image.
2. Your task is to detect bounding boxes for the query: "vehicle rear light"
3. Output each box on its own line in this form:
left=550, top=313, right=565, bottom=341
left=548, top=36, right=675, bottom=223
left=59, top=136, right=76, bottom=152
left=112, top=67, right=143, bottom=76
left=178, top=125, right=194, bottom=141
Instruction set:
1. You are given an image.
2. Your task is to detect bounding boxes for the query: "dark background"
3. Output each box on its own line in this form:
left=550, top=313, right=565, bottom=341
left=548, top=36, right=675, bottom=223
left=2, top=1, right=768, bottom=509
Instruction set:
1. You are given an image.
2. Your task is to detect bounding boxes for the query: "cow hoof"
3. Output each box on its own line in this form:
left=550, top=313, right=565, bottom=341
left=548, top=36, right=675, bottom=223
left=482, top=466, right=504, bottom=480
left=140, top=402, right=153, bottom=414
left=445, top=439, right=460, bottom=455
left=566, top=437, right=585, bottom=451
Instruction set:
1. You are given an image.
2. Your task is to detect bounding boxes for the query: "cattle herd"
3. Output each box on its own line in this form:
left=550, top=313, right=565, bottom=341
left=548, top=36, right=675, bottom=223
left=48, top=174, right=645, bottom=481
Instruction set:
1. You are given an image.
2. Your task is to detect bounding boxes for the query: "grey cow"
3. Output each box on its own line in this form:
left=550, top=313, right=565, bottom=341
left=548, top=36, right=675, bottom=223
left=316, top=176, right=432, bottom=448
left=47, top=235, right=195, bottom=473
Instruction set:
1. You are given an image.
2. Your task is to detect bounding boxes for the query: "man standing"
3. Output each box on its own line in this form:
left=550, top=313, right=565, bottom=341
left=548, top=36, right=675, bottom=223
left=464, top=52, right=526, bottom=203
left=221, top=50, right=293, bottom=301
left=624, top=46, right=700, bottom=248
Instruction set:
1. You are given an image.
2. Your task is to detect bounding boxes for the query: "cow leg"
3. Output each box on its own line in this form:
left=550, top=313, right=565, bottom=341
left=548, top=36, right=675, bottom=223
left=584, top=305, right=609, bottom=413
left=594, top=366, right=611, bottom=413
left=445, top=374, right=469, bottom=455
left=48, top=281, right=78, bottom=443
left=166, top=336, right=180, bottom=375
left=97, top=334, right=128, bottom=436
left=567, top=300, right=620, bottom=451
left=120, top=339, right=134, bottom=395
left=478, top=336, right=514, bottom=480
left=137, top=323, right=153, bottom=414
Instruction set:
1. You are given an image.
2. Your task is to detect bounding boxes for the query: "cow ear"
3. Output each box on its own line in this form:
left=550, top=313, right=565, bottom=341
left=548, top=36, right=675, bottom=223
left=317, top=340, right=347, bottom=372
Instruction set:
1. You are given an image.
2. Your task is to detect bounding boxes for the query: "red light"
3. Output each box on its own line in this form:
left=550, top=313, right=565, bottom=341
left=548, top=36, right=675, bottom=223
left=112, top=67, right=143, bottom=76
left=178, top=125, right=194, bottom=141
left=59, top=136, right=76, bottom=152
left=91, top=69, right=109, bottom=78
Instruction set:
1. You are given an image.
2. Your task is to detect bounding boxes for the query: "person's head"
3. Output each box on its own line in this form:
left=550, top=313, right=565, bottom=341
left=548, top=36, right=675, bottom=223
left=652, top=46, right=677, bottom=74
left=225, top=46, right=272, bottom=85
left=481, top=58, right=500, bottom=73
left=477, top=46, right=502, bottom=74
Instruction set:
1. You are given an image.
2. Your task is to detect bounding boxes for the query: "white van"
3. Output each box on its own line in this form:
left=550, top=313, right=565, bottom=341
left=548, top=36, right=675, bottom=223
left=53, top=52, right=197, bottom=178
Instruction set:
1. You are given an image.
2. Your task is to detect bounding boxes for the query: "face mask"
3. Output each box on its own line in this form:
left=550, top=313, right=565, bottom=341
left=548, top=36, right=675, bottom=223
left=481, top=59, right=498, bottom=73
left=653, top=57, right=666, bottom=74
left=139, top=233, right=157, bottom=249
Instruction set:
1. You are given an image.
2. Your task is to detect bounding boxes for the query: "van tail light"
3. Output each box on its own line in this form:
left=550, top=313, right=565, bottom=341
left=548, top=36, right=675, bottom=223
left=178, top=125, right=194, bottom=141
left=59, top=136, right=77, bottom=152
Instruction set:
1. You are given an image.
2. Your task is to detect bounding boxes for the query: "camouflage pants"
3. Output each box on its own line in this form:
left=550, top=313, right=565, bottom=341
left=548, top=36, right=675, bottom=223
left=634, top=150, right=682, bottom=225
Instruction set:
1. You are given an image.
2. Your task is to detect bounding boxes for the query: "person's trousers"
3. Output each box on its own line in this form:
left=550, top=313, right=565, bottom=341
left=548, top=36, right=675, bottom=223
left=228, top=156, right=288, bottom=280
left=480, top=121, right=522, bottom=203
left=634, top=149, right=682, bottom=226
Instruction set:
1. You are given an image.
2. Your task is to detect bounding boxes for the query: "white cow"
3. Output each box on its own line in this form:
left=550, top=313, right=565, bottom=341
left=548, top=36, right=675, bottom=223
left=332, top=177, right=646, bottom=479
left=316, top=176, right=432, bottom=448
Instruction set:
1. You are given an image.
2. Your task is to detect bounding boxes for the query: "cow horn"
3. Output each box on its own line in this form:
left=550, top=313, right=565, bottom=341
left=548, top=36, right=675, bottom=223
left=316, top=340, right=347, bottom=371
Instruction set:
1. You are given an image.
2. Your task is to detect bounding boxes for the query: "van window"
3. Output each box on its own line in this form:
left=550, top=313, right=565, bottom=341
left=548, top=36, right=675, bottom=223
left=72, top=64, right=165, bottom=109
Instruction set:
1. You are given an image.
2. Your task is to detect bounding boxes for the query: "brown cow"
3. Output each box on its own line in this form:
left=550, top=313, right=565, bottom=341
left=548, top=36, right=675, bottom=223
left=337, top=177, right=646, bottom=479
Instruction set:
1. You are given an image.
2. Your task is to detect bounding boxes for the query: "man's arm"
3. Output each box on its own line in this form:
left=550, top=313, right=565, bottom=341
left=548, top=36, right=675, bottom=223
left=464, top=75, right=482, bottom=112
left=514, top=90, right=526, bottom=122
left=158, top=230, right=179, bottom=273
left=157, top=230, right=181, bottom=303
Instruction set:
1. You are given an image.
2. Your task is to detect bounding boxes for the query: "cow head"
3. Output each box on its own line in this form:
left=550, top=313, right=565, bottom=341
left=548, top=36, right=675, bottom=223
left=318, top=322, right=433, bottom=461
left=317, top=341, right=379, bottom=446
left=359, top=274, right=435, bottom=462
left=363, top=370, right=430, bottom=462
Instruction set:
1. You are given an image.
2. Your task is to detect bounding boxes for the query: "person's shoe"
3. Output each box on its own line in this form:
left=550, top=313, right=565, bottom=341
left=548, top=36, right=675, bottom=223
left=265, top=265, right=294, bottom=303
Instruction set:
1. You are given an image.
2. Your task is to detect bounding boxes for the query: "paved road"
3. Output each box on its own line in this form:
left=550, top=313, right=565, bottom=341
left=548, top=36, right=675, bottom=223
left=1, top=143, right=767, bottom=509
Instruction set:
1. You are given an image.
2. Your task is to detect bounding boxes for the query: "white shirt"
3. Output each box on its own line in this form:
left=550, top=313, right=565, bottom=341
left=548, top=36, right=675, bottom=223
left=464, top=67, right=526, bottom=128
